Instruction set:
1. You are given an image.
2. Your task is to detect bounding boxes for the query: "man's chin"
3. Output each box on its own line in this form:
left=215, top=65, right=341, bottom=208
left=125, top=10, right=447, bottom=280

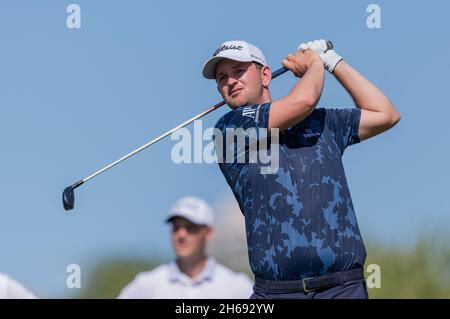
left=175, top=250, right=194, bottom=258
left=226, top=100, right=248, bottom=109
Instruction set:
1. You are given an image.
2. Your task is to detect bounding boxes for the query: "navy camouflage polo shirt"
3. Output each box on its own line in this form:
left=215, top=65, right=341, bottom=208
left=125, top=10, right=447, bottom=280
left=214, top=103, right=366, bottom=280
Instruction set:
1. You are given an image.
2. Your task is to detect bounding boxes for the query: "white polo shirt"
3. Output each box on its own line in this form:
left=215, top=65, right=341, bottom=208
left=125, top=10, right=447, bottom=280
left=0, top=273, right=36, bottom=299
left=117, top=257, right=254, bottom=299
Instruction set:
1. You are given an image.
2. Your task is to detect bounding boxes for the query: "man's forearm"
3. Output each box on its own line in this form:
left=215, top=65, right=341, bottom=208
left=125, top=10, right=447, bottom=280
left=297, top=40, right=400, bottom=140
left=269, top=57, right=325, bottom=132
left=289, top=59, right=325, bottom=108
left=333, top=61, right=396, bottom=115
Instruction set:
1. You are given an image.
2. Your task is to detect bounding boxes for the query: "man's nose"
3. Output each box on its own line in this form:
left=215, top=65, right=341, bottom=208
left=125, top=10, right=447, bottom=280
left=173, top=226, right=188, bottom=236
left=226, top=75, right=238, bottom=86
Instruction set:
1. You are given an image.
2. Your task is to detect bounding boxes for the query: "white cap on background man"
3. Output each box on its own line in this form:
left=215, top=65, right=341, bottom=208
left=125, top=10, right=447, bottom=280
left=166, top=196, right=214, bottom=227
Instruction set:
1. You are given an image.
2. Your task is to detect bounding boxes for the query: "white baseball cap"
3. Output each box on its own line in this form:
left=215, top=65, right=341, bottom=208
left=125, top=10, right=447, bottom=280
left=166, top=196, right=214, bottom=227
left=202, top=40, right=268, bottom=79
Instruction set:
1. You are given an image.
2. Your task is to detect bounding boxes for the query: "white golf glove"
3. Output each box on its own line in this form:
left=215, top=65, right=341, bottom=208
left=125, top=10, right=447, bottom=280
left=297, top=39, right=343, bottom=74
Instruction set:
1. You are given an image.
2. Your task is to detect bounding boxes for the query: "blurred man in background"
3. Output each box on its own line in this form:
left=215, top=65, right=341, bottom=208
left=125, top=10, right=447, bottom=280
left=118, top=196, right=253, bottom=298
left=0, top=272, right=36, bottom=299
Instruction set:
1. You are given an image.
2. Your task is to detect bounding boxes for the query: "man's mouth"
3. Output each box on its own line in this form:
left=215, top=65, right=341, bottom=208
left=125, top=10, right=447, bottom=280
left=230, top=88, right=243, bottom=97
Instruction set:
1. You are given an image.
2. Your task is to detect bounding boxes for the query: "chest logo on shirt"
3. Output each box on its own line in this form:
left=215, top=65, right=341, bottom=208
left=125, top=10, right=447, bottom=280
left=303, top=128, right=321, bottom=138
left=242, top=106, right=257, bottom=119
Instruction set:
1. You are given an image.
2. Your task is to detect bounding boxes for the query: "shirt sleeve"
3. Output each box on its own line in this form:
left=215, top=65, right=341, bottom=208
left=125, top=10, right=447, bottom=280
left=214, top=103, right=271, bottom=187
left=6, top=277, right=37, bottom=299
left=117, top=275, right=150, bottom=299
left=325, top=108, right=361, bottom=155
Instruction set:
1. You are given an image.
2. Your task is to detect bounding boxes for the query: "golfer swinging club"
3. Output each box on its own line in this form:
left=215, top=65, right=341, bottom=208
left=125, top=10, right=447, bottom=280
left=203, top=39, right=400, bottom=299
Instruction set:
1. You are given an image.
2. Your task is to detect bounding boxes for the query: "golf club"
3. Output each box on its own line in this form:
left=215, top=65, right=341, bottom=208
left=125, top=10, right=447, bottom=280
left=63, top=41, right=333, bottom=211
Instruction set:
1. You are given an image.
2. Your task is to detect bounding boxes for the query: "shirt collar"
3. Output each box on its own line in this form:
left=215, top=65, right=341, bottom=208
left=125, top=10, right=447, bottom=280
left=168, top=257, right=216, bottom=284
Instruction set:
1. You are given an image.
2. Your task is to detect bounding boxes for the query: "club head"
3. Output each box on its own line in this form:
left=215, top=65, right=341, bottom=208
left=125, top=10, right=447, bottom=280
left=62, top=180, right=84, bottom=211
left=63, top=186, right=75, bottom=210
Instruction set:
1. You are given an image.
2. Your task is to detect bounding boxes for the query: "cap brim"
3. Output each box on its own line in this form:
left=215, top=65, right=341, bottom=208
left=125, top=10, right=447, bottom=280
left=166, top=213, right=208, bottom=226
left=202, top=55, right=253, bottom=79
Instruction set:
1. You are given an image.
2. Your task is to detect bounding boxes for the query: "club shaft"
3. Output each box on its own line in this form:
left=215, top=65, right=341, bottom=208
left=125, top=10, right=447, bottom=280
left=81, top=58, right=322, bottom=183
left=83, top=100, right=226, bottom=183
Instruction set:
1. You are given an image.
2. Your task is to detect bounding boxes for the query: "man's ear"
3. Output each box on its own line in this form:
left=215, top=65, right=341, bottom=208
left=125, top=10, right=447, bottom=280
left=261, top=65, right=272, bottom=88
left=205, top=226, right=214, bottom=242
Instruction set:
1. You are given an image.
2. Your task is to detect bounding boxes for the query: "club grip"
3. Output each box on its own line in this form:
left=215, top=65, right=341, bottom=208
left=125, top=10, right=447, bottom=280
left=271, top=40, right=334, bottom=79
left=271, top=67, right=288, bottom=79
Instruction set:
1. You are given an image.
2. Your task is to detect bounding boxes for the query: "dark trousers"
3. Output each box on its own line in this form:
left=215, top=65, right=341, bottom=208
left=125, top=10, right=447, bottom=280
left=250, top=278, right=369, bottom=299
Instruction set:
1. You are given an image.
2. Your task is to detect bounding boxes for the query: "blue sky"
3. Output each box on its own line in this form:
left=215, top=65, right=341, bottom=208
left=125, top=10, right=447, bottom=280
left=0, top=0, right=449, bottom=297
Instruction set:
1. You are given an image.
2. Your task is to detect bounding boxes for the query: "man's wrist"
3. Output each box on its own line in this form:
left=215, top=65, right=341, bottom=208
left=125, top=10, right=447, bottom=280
left=311, top=55, right=325, bottom=68
left=324, top=50, right=343, bottom=73
left=331, top=58, right=345, bottom=75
